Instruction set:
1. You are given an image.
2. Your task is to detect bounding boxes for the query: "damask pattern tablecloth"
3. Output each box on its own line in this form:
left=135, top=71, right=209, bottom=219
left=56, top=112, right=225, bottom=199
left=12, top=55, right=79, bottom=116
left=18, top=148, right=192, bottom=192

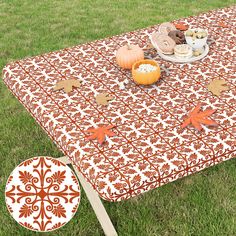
left=3, top=6, right=235, bottom=201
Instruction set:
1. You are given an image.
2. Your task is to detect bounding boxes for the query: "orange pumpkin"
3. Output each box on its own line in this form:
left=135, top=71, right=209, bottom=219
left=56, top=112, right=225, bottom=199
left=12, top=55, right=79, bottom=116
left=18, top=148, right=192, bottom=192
left=116, top=44, right=144, bottom=69
left=132, top=60, right=161, bottom=85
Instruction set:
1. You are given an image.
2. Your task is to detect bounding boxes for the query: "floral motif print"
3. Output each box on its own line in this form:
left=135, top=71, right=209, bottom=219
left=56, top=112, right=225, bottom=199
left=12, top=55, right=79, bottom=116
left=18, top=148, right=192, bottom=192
left=19, top=171, right=33, bottom=184
left=3, top=7, right=236, bottom=202
left=52, top=204, right=67, bottom=218
left=52, top=170, right=66, bottom=184
left=181, top=104, right=217, bottom=131
left=19, top=204, right=33, bottom=218
left=5, top=157, right=80, bottom=232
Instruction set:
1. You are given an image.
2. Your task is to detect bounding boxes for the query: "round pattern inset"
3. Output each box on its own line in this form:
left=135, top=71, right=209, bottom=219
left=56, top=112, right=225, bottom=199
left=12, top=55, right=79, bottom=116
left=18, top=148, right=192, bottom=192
left=5, top=156, right=80, bottom=232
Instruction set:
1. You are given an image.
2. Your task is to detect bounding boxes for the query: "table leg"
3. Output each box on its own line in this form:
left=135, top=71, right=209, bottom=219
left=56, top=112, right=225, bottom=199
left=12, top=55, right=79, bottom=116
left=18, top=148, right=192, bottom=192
left=58, top=156, right=118, bottom=236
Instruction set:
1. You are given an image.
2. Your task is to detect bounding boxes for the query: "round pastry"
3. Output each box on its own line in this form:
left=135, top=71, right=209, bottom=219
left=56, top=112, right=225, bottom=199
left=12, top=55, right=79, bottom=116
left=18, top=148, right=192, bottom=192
left=174, top=44, right=193, bottom=59
left=193, top=48, right=203, bottom=56
left=168, top=30, right=185, bottom=44
left=151, top=33, right=176, bottom=54
left=159, top=22, right=176, bottom=35
left=185, top=30, right=194, bottom=37
left=185, top=29, right=207, bottom=39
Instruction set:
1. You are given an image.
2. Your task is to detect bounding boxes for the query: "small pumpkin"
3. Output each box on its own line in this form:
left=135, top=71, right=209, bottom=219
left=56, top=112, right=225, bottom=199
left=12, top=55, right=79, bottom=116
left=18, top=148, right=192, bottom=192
left=116, top=44, right=144, bottom=70
left=132, top=59, right=161, bottom=85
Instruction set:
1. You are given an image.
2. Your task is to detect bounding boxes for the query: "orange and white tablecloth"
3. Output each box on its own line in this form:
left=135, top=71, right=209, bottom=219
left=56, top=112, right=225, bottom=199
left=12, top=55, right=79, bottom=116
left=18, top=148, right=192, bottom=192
left=3, top=6, right=235, bottom=201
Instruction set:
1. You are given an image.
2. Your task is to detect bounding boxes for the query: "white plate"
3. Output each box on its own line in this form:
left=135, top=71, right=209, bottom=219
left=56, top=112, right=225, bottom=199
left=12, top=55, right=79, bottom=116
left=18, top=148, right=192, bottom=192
left=150, top=36, right=209, bottom=63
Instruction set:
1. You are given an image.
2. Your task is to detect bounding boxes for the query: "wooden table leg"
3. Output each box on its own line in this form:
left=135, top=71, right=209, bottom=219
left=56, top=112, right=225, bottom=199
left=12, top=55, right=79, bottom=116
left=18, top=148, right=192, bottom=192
left=58, top=156, right=118, bottom=236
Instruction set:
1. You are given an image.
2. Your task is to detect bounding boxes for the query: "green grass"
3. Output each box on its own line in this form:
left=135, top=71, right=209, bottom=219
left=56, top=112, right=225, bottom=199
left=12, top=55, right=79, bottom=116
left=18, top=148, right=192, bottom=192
left=0, top=0, right=236, bottom=235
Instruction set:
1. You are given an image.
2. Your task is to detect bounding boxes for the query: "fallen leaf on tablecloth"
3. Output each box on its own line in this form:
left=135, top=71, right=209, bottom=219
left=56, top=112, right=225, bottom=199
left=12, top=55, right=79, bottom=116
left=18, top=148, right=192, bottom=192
left=96, top=93, right=114, bottom=105
left=218, top=21, right=228, bottom=28
left=85, top=125, right=116, bottom=144
left=181, top=104, right=218, bottom=131
left=207, top=79, right=229, bottom=96
left=54, top=79, right=81, bottom=93
left=174, top=23, right=189, bottom=31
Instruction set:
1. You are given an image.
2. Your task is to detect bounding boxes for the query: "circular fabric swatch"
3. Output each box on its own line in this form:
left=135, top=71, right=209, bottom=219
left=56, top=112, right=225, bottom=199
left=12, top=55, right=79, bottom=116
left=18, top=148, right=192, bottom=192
left=5, top=156, right=80, bottom=232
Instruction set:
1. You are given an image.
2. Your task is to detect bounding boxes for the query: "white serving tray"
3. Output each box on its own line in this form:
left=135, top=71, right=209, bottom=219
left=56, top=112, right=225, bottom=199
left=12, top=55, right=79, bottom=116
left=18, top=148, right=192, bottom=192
left=150, top=36, right=209, bottom=63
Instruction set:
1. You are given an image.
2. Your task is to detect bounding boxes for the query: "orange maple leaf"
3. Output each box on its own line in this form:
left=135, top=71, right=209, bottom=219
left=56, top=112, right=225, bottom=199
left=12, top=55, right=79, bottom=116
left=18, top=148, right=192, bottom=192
left=181, top=104, right=218, bottom=131
left=174, top=23, right=189, bottom=31
left=85, top=125, right=116, bottom=144
left=218, top=21, right=228, bottom=28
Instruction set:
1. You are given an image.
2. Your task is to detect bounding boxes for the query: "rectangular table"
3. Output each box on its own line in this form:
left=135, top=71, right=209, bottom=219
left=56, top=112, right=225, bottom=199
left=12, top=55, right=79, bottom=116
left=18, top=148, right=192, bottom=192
left=3, top=5, right=235, bottom=235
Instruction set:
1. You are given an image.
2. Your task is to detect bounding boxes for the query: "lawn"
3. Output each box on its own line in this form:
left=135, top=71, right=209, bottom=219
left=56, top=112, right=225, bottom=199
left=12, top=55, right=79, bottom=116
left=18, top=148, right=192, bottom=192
left=0, top=0, right=236, bottom=235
